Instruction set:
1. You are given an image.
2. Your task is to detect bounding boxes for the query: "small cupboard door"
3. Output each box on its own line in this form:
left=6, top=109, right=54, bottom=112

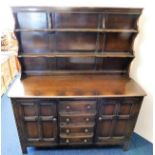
left=17, top=99, right=58, bottom=145
left=95, top=98, right=142, bottom=143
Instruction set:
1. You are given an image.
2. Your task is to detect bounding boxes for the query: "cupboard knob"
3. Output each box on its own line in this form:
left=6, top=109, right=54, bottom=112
left=86, top=118, right=90, bottom=122
left=87, top=105, right=91, bottom=109
left=98, top=117, right=102, bottom=121
left=66, top=139, right=70, bottom=143
left=66, top=106, right=70, bottom=110
left=84, top=128, right=89, bottom=133
left=52, top=118, right=57, bottom=122
left=84, top=139, right=88, bottom=143
left=66, top=118, right=70, bottom=122
left=66, top=129, right=70, bottom=134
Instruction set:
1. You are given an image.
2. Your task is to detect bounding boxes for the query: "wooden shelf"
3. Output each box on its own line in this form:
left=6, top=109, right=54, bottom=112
left=18, top=52, right=134, bottom=58
left=15, top=28, right=138, bottom=33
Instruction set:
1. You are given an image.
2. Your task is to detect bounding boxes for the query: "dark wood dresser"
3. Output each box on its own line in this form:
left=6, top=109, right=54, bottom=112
left=8, top=7, right=146, bottom=154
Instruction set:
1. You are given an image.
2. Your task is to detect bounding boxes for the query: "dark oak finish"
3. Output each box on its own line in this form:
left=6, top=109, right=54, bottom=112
left=8, top=7, right=145, bottom=154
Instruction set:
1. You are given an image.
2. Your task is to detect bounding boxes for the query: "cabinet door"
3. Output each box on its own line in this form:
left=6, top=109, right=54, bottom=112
left=95, top=98, right=142, bottom=144
left=17, top=99, right=58, bottom=145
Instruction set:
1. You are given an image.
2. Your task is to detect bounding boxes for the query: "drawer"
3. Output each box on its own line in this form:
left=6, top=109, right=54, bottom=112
left=59, top=100, right=96, bottom=113
left=60, top=126, right=94, bottom=135
left=59, top=115, right=95, bottom=125
left=60, top=136, right=93, bottom=145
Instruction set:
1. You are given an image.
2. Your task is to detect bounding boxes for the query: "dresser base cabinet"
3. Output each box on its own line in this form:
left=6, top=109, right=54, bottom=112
left=11, top=97, right=143, bottom=154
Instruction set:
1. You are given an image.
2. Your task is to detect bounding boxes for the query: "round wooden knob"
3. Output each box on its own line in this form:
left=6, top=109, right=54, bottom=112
left=66, top=118, right=70, bottom=122
left=98, top=117, right=102, bottom=121
left=52, top=117, right=57, bottom=122
left=87, top=105, right=91, bottom=109
left=84, top=128, right=89, bottom=133
left=66, top=129, right=70, bottom=134
left=66, top=106, right=70, bottom=110
left=66, top=139, right=70, bottom=143
left=86, top=118, right=90, bottom=122
left=84, top=139, right=88, bottom=143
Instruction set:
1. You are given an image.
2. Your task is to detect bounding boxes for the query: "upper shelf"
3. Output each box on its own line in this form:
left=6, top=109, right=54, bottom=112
left=15, top=28, right=138, bottom=33
left=18, top=52, right=134, bottom=58
left=13, top=10, right=141, bottom=31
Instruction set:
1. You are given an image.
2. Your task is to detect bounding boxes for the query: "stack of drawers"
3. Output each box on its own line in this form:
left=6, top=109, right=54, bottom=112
left=59, top=100, right=96, bottom=145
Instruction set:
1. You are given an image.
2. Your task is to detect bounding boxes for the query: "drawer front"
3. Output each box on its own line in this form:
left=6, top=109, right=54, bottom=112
left=59, top=100, right=96, bottom=113
left=60, top=126, right=94, bottom=135
left=60, top=136, right=93, bottom=145
left=60, top=115, right=95, bottom=125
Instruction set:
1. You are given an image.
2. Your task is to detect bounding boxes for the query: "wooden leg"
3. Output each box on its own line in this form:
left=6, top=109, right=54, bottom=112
left=21, top=145, right=27, bottom=154
left=123, top=141, right=129, bottom=151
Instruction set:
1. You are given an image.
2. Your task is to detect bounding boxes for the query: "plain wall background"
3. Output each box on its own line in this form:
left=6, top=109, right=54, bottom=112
left=0, top=0, right=154, bottom=143
left=130, top=5, right=154, bottom=143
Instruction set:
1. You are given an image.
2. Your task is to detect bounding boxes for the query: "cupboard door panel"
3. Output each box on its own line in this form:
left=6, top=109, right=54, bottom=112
left=42, top=121, right=57, bottom=140
left=40, top=101, right=57, bottom=116
left=25, top=121, right=39, bottom=139
left=119, top=103, right=131, bottom=115
left=99, top=103, right=115, bottom=116
left=22, top=103, right=38, bottom=116
left=113, top=119, right=128, bottom=137
left=96, top=119, right=113, bottom=138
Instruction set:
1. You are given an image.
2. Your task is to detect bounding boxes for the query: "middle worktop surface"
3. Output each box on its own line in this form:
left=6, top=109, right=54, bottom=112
left=7, top=74, right=146, bottom=98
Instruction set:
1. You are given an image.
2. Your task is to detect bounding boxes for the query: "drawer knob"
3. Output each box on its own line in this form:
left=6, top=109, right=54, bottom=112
left=87, top=105, right=91, bottom=109
left=52, top=117, right=57, bottom=122
left=66, top=129, right=70, bottom=134
left=98, top=117, right=102, bottom=121
left=66, top=106, right=70, bottom=110
left=66, top=139, right=70, bottom=143
left=86, top=118, right=90, bottom=122
left=66, top=118, right=70, bottom=122
left=84, top=139, right=88, bottom=143
left=84, top=128, right=89, bottom=133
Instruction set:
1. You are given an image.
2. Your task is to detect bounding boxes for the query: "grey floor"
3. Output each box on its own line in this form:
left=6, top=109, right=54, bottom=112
left=1, top=94, right=153, bottom=155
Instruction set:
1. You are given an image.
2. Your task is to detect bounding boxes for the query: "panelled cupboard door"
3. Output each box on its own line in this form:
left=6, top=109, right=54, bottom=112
left=16, top=99, right=58, bottom=145
left=95, top=97, right=142, bottom=143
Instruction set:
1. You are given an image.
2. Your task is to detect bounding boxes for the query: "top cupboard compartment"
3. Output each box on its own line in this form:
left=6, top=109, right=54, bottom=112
left=14, top=10, right=140, bottom=30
